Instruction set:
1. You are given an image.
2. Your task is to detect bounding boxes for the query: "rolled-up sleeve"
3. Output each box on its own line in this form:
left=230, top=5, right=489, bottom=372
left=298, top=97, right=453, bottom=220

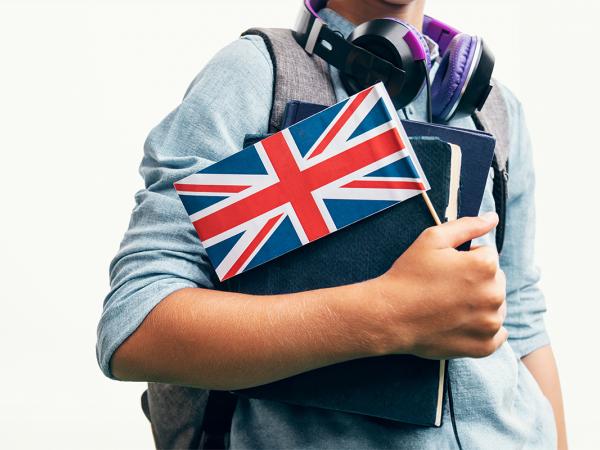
left=96, top=35, right=273, bottom=378
left=500, top=86, right=550, bottom=358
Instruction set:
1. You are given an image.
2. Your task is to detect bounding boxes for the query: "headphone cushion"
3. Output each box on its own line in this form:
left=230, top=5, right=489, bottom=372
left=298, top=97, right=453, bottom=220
left=431, top=33, right=477, bottom=121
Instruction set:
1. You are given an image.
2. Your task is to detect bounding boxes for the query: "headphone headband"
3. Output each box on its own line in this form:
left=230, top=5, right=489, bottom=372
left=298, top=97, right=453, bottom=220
left=303, top=0, right=327, bottom=18
left=294, top=0, right=495, bottom=122
left=298, top=0, right=463, bottom=57
left=422, top=16, right=460, bottom=54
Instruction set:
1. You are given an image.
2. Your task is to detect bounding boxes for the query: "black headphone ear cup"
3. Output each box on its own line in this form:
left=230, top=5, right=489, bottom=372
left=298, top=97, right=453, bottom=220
left=340, top=33, right=404, bottom=97
left=341, top=19, right=427, bottom=109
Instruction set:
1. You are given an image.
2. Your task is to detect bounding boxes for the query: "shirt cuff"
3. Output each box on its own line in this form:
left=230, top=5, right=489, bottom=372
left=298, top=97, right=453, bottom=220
left=96, top=278, right=197, bottom=379
left=507, top=326, right=551, bottom=359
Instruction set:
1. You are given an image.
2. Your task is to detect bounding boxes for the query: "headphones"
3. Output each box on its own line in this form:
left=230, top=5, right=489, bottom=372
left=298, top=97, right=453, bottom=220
left=293, top=0, right=495, bottom=123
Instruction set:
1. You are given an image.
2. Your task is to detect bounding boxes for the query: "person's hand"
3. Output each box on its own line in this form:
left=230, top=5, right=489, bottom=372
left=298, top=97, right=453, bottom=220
left=370, top=212, right=507, bottom=359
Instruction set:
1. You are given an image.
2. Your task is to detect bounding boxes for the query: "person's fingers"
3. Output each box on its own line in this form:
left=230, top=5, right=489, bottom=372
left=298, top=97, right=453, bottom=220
left=492, top=326, right=509, bottom=349
left=466, top=245, right=500, bottom=274
left=420, top=212, right=499, bottom=249
left=499, top=299, right=507, bottom=321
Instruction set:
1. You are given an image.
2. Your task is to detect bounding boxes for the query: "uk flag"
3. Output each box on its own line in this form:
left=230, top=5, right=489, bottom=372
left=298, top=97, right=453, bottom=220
left=175, top=82, right=429, bottom=281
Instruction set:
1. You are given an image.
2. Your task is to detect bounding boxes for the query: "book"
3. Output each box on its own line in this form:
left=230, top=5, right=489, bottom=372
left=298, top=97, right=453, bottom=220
left=446, top=144, right=462, bottom=221
left=224, top=137, right=461, bottom=426
left=282, top=100, right=496, bottom=221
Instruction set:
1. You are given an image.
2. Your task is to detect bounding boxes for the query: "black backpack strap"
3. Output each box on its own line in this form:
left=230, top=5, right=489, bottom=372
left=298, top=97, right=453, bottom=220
left=199, top=391, right=239, bottom=450
left=473, top=83, right=511, bottom=254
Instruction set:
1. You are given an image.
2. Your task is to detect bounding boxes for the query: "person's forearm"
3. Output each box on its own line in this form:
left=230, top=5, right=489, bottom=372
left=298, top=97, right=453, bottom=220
left=111, top=283, right=385, bottom=390
left=111, top=215, right=509, bottom=391
left=522, top=345, right=568, bottom=450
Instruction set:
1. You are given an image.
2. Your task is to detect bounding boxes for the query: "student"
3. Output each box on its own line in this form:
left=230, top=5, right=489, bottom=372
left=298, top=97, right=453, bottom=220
left=97, top=0, right=567, bottom=448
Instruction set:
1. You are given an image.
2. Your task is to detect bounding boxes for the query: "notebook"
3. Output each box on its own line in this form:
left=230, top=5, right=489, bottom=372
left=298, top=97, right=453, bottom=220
left=223, top=137, right=462, bottom=426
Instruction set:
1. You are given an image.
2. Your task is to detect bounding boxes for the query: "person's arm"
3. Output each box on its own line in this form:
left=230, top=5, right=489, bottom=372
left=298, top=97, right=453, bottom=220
left=112, top=214, right=509, bottom=390
left=96, top=35, right=276, bottom=379
left=497, top=84, right=567, bottom=447
left=522, top=346, right=568, bottom=450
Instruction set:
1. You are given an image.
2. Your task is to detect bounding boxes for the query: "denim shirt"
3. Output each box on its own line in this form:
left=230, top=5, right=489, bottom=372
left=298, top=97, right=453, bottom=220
left=97, top=7, right=556, bottom=449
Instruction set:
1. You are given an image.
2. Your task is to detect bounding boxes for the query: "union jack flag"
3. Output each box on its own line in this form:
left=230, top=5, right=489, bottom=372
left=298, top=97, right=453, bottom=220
left=175, top=82, right=429, bottom=281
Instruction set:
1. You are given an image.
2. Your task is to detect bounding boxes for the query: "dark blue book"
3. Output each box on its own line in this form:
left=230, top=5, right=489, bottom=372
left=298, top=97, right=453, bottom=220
left=282, top=100, right=496, bottom=222
left=223, top=137, right=457, bottom=427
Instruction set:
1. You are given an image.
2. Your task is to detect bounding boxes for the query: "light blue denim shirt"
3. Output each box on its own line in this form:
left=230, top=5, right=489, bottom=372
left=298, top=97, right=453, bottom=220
left=97, top=7, right=556, bottom=449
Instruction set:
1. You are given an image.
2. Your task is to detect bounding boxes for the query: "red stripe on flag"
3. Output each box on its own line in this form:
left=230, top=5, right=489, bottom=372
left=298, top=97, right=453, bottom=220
left=262, top=132, right=331, bottom=242
left=174, top=183, right=250, bottom=193
left=341, top=180, right=426, bottom=190
left=307, top=86, right=373, bottom=160
left=222, top=213, right=283, bottom=280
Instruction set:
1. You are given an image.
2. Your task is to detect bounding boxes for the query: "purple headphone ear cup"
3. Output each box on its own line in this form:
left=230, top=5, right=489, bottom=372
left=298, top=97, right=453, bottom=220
left=431, top=33, right=478, bottom=121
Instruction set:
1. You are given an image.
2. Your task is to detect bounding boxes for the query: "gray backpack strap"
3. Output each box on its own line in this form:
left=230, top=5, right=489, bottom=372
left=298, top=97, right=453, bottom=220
left=473, top=82, right=510, bottom=253
left=474, top=83, right=510, bottom=172
left=241, top=27, right=337, bottom=133
left=143, top=383, right=208, bottom=449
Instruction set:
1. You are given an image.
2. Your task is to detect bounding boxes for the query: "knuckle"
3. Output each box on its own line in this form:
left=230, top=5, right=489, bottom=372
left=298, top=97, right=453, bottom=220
left=475, top=249, right=498, bottom=276
left=487, top=288, right=505, bottom=308
left=469, top=343, right=491, bottom=358
left=478, top=340, right=497, bottom=357
left=421, top=226, right=441, bottom=243
left=487, top=315, right=503, bottom=333
left=496, top=268, right=507, bottom=287
left=470, top=285, right=504, bottom=310
left=499, top=300, right=508, bottom=320
left=477, top=315, right=502, bottom=336
left=464, top=269, right=480, bottom=286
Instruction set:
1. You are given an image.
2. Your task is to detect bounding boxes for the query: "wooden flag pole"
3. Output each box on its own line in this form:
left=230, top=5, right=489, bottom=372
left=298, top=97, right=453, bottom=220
left=421, top=192, right=442, bottom=226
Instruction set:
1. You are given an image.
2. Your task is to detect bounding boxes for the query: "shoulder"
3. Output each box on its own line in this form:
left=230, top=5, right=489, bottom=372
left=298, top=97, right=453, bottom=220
left=183, top=34, right=273, bottom=103
left=143, top=34, right=276, bottom=168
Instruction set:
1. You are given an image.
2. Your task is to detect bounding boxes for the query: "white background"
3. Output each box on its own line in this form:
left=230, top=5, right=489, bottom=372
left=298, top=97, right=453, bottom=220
left=1, top=0, right=598, bottom=448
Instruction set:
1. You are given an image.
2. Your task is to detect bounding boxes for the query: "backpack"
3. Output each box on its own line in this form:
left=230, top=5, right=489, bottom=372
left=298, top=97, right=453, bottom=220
left=141, top=27, right=512, bottom=450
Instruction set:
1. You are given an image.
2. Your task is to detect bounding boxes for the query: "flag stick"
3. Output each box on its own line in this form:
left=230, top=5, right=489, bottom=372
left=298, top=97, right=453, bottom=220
left=421, top=192, right=442, bottom=226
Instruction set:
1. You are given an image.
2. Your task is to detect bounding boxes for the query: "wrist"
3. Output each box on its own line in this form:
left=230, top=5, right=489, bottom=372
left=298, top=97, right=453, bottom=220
left=367, top=274, right=417, bottom=356
left=340, top=276, right=415, bottom=358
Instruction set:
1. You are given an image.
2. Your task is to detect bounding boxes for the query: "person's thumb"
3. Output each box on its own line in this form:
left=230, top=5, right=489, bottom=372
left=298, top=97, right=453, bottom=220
left=423, top=212, right=499, bottom=249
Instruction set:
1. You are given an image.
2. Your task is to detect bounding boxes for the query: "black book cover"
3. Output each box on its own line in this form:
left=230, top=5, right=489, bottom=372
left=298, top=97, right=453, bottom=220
left=219, top=138, right=453, bottom=427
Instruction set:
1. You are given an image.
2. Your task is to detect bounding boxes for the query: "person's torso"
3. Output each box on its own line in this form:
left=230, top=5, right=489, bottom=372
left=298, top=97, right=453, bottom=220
left=228, top=11, right=556, bottom=450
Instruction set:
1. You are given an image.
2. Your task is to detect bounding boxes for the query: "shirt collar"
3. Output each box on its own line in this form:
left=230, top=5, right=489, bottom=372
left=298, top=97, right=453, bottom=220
left=318, top=7, right=440, bottom=63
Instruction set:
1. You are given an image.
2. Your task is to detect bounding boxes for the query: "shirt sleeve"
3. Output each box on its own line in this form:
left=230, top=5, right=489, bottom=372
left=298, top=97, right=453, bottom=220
left=499, top=84, right=550, bottom=359
left=96, top=35, right=274, bottom=379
